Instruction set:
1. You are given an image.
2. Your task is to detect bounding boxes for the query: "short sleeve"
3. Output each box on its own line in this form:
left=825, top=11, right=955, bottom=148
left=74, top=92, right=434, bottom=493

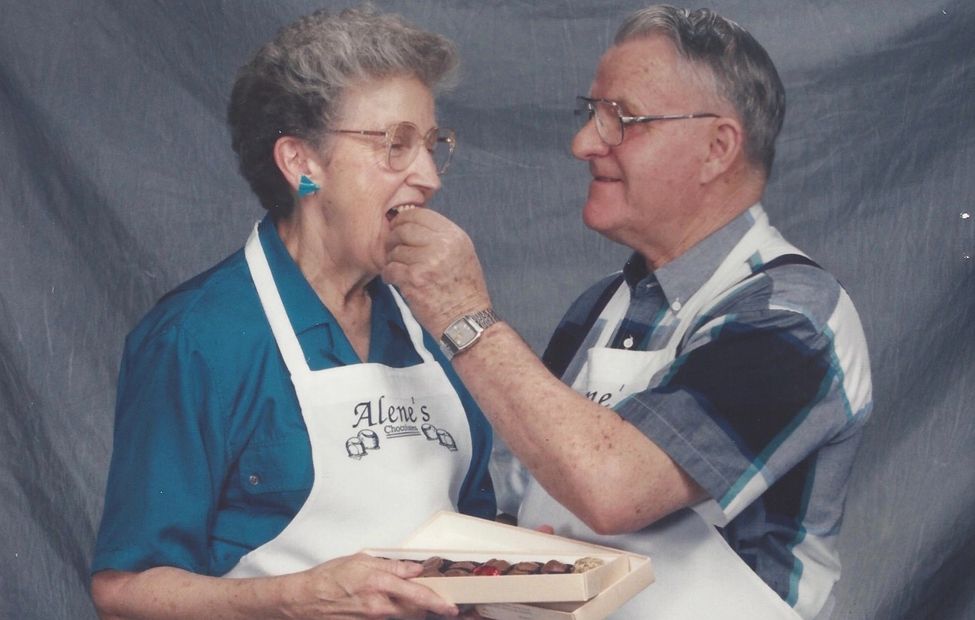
left=616, top=308, right=845, bottom=521
left=92, top=323, right=228, bottom=574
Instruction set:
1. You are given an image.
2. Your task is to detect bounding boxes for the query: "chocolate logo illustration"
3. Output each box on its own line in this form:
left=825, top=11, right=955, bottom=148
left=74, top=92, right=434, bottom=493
left=345, top=429, right=381, bottom=460
left=421, top=423, right=439, bottom=440
left=436, top=428, right=457, bottom=451
left=421, top=423, right=457, bottom=452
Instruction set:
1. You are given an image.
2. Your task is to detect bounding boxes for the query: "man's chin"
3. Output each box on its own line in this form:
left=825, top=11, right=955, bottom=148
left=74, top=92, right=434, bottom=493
left=582, top=200, right=619, bottom=235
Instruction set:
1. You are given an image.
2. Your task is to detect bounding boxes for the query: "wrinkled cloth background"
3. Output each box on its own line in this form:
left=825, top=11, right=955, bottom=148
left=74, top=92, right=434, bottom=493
left=1, top=1, right=972, bottom=618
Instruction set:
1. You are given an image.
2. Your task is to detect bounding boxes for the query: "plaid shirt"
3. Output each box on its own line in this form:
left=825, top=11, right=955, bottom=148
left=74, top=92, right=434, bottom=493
left=542, top=206, right=873, bottom=618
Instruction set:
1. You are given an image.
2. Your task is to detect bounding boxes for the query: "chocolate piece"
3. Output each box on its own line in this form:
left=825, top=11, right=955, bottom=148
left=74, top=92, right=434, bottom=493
left=572, top=557, right=604, bottom=573
left=508, top=561, right=542, bottom=574
left=448, top=561, right=479, bottom=572
left=421, top=556, right=447, bottom=572
left=443, top=568, right=474, bottom=576
left=483, top=558, right=511, bottom=573
left=541, top=559, right=573, bottom=574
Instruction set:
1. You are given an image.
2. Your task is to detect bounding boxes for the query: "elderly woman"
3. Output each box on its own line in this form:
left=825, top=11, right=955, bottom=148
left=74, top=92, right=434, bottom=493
left=90, top=7, right=494, bottom=619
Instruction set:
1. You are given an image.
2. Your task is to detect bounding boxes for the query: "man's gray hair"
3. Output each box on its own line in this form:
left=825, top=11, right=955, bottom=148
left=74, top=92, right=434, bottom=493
left=616, top=5, right=785, bottom=177
left=228, top=5, right=458, bottom=216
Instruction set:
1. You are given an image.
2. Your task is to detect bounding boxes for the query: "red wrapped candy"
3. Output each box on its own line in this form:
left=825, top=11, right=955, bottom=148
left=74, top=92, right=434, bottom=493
left=473, top=564, right=502, bottom=576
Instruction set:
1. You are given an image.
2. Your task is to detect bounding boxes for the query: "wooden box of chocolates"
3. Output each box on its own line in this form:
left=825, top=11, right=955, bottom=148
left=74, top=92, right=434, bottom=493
left=366, top=511, right=655, bottom=618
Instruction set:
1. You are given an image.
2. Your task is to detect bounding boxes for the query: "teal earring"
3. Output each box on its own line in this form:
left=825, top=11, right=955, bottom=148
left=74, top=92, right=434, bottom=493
left=298, top=174, right=320, bottom=197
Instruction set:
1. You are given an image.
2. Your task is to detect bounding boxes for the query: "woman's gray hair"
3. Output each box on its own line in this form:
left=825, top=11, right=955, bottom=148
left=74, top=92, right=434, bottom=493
left=228, top=5, right=458, bottom=216
left=615, top=5, right=785, bottom=177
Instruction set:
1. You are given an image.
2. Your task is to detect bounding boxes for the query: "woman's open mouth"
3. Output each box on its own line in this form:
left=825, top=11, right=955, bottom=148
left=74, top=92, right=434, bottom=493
left=386, top=204, right=420, bottom=221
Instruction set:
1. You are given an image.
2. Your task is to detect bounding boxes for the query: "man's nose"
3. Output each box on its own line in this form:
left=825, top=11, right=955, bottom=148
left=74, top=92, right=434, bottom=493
left=571, top=117, right=610, bottom=161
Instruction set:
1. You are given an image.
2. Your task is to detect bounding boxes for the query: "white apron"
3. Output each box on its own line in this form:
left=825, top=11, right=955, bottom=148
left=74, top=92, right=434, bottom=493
left=224, top=224, right=473, bottom=577
left=516, top=208, right=803, bottom=619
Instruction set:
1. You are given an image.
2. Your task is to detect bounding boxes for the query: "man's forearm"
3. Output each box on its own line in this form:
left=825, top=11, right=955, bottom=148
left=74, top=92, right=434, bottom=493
left=381, top=208, right=704, bottom=530
left=452, top=322, right=704, bottom=533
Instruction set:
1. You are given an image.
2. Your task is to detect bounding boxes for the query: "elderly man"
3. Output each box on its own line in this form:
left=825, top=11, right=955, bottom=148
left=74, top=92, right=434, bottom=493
left=385, top=6, right=872, bottom=619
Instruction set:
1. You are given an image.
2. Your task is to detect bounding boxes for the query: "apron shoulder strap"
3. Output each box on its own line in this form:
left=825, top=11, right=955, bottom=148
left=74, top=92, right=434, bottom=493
left=542, top=272, right=625, bottom=378
left=677, top=253, right=823, bottom=355
left=751, top=253, right=822, bottom=274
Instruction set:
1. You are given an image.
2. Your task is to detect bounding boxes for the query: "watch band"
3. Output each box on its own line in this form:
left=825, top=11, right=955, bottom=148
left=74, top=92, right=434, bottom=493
left=439, top=308, right=500, bottom=360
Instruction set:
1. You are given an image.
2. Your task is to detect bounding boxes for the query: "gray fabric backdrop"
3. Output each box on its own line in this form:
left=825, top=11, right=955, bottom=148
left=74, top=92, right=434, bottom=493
left=1, top=1, right=973, bottom=618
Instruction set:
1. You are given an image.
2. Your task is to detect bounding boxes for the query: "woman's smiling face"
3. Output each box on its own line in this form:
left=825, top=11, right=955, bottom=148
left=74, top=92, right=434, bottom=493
left=311, top=75, right=443, bottom=277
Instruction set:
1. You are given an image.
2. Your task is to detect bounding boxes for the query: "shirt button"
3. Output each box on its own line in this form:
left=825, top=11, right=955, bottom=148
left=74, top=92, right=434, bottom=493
left=671, top=300, right=682, bottom=312
left=248, top=474, right=261, bottom=486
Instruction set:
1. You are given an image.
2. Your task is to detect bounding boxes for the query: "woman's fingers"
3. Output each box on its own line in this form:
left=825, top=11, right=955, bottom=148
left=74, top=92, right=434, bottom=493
left=302, top=554, right=457, bottom=619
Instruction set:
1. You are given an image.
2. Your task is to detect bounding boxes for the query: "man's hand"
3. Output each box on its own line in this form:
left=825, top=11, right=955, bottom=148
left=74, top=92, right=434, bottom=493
left=384, top=208, right=492, bottom=337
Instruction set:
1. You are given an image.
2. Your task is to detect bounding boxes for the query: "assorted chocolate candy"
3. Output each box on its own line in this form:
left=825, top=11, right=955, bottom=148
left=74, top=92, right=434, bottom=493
left=399, top=556, right=603, bottom=577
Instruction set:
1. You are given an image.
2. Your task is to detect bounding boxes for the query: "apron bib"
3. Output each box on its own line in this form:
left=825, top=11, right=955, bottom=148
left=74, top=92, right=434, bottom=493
left=224, top=223, right=473, bottom=578
left=518, top=208, right=803, bottom=619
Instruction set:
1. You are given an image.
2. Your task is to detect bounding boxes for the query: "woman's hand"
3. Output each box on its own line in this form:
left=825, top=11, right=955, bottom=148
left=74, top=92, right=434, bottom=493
left=289, top=553, right=458, bottom=619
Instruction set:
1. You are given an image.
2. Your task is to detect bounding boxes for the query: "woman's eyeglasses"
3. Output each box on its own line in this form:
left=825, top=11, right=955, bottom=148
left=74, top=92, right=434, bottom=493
left=327, top=122, right=456, bottom=174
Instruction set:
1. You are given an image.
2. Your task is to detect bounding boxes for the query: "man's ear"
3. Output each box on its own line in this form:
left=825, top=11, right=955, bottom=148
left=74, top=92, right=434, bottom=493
left=273, top=135, right=316, bottom=192
left=700, top=116, right=744, bottom=184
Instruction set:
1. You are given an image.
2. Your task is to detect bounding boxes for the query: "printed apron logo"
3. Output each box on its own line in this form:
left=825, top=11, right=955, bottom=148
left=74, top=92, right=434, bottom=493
left=584, top=384, right=628, bottom=407
left=346, top=395, right=457, bottom=460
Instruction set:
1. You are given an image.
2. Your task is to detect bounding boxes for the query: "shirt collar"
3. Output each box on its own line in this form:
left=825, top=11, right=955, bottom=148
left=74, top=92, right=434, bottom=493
left=622, top=205, right=759, bottom=309
left=257, top=216, right=406, bottom=340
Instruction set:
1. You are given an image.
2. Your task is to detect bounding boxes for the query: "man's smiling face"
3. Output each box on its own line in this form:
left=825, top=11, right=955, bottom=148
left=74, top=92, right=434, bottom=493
left=571, top=36, right=720, bottom=264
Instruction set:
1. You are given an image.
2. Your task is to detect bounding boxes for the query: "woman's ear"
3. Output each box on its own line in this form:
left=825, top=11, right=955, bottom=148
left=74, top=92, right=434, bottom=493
left=273, top=135, right=317, bottom=194
left=700, top=116, right=744, bottom=184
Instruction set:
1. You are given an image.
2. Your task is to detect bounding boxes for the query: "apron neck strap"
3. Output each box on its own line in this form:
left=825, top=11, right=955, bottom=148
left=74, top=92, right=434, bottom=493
left=245, top=223, right=310, bottom=375
left=244, top=223, right=437, bottom=373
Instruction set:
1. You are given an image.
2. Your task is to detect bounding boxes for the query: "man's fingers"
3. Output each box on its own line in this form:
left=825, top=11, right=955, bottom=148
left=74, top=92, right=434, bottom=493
left=387, top=219, right=434, bottom=250
left=387, top=207, right=451, bottom=244
left=381, top=261, right=407, bottom=288
left=392, top=204, right=451, bottom=228
left=388, top=207, right=473, bottom=252
left=385, top=241, right=419, bottom=265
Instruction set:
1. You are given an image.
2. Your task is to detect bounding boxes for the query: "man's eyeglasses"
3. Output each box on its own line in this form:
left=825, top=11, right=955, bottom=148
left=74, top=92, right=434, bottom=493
left=327, top=122, right=457, bottom=174
left=576, top=96, right=718, bottom=147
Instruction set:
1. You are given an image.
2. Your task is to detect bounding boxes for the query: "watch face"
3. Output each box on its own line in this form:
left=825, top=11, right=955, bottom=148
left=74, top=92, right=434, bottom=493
left=445, top=318, right=478, bottom=347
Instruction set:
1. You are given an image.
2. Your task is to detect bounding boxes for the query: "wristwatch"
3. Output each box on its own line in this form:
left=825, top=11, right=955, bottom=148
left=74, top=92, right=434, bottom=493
left=439, top=308, right=500, bottom=360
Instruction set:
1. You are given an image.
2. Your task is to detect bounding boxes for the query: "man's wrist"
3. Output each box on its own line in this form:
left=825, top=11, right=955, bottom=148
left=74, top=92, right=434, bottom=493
left=439, top=308, right=500, bottom=360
